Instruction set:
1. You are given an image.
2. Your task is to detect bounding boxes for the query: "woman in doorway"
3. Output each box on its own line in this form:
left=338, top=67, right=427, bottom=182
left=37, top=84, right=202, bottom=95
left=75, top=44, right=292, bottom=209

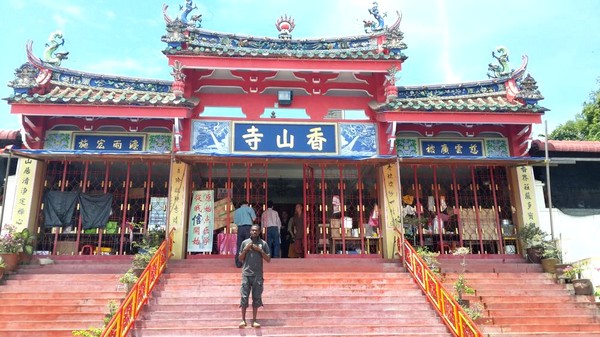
left=289, top=203, right=304, bottom=258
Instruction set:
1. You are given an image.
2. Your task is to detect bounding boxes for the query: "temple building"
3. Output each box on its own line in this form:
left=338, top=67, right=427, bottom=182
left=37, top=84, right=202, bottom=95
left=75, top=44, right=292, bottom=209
left=3, top=2, right=547, bottom=260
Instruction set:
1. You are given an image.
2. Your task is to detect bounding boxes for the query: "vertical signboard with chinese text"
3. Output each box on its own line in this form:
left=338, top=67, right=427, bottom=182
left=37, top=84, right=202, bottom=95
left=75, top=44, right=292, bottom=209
left=516, top=165, right=540, bottom=232
left=11, top=159, right=39, bottom=231
left=382, top=162, right=401, bottom=259
left=187, top=190, right=214, bottom=253
left=168, top=161, right=189, bottom=259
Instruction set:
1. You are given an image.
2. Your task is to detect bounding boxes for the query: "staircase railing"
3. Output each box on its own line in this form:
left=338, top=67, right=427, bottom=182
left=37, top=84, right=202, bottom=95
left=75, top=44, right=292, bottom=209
left=398, top=233, right=484, bottom=337
left=101, top=228, right=175, bottom=337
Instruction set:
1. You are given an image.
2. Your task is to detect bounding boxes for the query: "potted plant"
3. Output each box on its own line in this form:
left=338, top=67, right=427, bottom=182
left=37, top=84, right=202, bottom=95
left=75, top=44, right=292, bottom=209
left=131, top=246, right=158, bottom=275
left=15, top=228, right=36, bottom=265
left=540, top=239, right=561, bottom=273
left=416, top=246, right=440, bottom=274
left=516, top=223, right=547, bottom=263
left=451, top=247, right=476, bottom=307
left=454, top=274, right=476, bottom=307
left=563, top=262, right=594, bottom=295
left=0, top=224, right=24, bottom=272
left=0, top=256, right=6, bottom=279
left=119, top=269, right=139, bottom=293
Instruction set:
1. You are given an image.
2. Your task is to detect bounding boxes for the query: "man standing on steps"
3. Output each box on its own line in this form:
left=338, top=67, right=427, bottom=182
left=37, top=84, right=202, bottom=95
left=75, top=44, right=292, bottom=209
left=238, top=224, right=271, bottom=328
left=234, top=200, right=257, bottom=268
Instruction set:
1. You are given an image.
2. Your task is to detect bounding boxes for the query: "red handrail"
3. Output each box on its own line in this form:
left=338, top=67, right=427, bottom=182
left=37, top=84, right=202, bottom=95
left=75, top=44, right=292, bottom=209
left=397, top=231, right=484, bottom=337
left=101, top=229, right=175, bottom=337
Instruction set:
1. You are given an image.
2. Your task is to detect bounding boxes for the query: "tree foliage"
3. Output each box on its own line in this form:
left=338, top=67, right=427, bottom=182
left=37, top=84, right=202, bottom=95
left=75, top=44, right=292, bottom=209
left=549, top=78, right=600, bottom=140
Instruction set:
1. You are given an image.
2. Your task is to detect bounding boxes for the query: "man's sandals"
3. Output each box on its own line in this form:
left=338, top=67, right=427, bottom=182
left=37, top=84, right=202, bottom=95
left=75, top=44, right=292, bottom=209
left=239, top=321, right=261, bottom=328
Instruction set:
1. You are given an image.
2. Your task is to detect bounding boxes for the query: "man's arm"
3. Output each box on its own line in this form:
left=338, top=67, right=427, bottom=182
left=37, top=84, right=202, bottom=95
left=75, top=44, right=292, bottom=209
left=257, top=243, right=271, bottom=263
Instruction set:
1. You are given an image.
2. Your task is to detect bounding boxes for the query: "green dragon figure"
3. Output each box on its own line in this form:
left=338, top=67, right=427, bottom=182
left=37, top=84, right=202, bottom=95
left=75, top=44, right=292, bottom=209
left=43, top=31, right=69, bottom=66
left=487, top=46, right=510, bottom=79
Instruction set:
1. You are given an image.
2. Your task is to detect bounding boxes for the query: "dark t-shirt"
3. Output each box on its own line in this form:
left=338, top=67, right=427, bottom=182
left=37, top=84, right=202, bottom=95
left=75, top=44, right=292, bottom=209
left=240, top=237, right=270, bottom=277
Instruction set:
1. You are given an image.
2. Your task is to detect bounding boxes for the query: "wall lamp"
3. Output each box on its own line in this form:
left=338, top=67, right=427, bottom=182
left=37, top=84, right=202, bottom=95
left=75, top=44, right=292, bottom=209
left=277, top=90, right=293, bottom=106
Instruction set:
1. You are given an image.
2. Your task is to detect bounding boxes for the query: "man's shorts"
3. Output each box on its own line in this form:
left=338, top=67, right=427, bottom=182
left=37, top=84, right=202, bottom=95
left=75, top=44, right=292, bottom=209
left=240, top=275, right=264, bottom=308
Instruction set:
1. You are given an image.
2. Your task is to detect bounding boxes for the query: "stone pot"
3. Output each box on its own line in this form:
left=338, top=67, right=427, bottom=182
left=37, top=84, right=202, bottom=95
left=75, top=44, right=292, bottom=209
left=0, top=253, right=20, bottom=272
left=457, top=299, right=470, bottom=308
left=19, top=252, right=33, bottom=265
left=526, top=247, right=543, bottom=264
left=541, top=257, right=560, bottom=273
left=572, top=278, right=594, bottom=296
left=555, top=263, right=572, bottom=278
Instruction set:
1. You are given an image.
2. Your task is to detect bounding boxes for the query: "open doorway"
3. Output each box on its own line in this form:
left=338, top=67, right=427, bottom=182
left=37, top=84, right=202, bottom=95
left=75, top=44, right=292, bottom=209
left=190, top=161, right=382, bottom=257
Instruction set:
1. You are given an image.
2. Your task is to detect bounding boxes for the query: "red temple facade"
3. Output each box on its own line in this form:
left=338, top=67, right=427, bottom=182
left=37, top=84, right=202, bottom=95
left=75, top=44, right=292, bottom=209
left=4, top=2, right=547, bottom=260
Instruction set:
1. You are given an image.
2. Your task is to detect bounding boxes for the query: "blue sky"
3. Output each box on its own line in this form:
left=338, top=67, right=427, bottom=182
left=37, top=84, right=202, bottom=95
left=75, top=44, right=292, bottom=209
left=1, top=0, right=599, bottom=139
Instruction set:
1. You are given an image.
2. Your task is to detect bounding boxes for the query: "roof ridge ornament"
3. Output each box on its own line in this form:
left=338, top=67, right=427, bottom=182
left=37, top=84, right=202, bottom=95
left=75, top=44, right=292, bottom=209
left=385, top=65, right=399, bottom=102
left=516, top=73, right=544, bottom=104
left=487, top=46, right=511, bottom=79
left=170, top=60, right=186, bottom=97
left=276, top=14, right=295, bottom=40
left=43, top=31, right=69, bottom=67
left=179, top=0, right=201, bottom=26
left=163, top=1, right=202, bottom=28
left=363, top=2, right=387, bottom=34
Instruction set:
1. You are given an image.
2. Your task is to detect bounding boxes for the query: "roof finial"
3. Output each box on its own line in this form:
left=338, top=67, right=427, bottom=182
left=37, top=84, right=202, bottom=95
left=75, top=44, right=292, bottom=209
left=179, top=0, right=198, bottom=25
left=487, top=46, right=511, bottom=79
left=276, top=15, right=295, bottom=40
left=516, top=74, right=544, bottom=104
left=363, top=2, right=387, bottom=34
left=43, top=31, right=69, bottom=67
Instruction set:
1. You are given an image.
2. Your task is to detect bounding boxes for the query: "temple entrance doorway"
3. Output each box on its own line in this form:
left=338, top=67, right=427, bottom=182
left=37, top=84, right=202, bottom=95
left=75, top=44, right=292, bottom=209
left=190, top=161, right=382, bottom=257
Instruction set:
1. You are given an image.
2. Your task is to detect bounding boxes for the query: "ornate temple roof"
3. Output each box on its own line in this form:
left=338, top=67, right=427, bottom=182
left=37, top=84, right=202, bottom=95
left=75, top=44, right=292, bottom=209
left=160, top=3, right=407, bottom=62
left=5, top=41, right=197, bottom=109
left=372, top=54, right=548, bottom=114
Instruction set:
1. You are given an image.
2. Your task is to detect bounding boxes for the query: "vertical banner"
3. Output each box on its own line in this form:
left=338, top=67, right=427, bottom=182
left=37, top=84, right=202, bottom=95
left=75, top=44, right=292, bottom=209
left=187, top=190, right=214, bottom=253
left=516, top=166, right=540, bottom=230
left=11, top=158, right=38, bottom=231
left=381, top=162, right=402, bottom=259
left=168, top=161, right=189, bottom=259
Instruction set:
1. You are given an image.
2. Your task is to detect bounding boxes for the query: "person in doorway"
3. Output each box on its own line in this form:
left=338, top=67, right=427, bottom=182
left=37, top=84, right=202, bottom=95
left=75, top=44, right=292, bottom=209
left=238, top=224, right=271, bottom=328
left=289, top=203, right=304, bottom=258
left=279, top=209, right=291, bottom=258
left=234, top=200, right=257, bottom=268
left=261, top=200, right=281, bottom=258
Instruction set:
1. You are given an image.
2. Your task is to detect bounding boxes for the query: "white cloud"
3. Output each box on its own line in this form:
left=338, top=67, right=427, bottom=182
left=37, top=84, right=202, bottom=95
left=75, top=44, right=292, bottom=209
left=8, top=0, right=26, bottom=10
left=52, top=14, right=68, bottom=30
left=436, top=0, right=460, bottom=83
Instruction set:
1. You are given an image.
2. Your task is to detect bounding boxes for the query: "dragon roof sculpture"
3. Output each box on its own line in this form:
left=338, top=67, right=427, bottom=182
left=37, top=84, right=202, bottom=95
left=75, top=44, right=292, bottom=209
left=161, top=1, right=407, bottom=61
left=371, top=53, right=547, bottom=114
left=6, top=36, right=196, bottom=108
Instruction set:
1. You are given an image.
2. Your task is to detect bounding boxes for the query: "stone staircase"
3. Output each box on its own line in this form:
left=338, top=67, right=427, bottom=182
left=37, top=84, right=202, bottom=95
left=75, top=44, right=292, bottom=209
left=437, top=254, right=600, bottom=337
left=132, top=257, right=453, bottom=336
left=0, top=255, right=132, bottom=337
left=2, top=254, right=599, bottom=337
